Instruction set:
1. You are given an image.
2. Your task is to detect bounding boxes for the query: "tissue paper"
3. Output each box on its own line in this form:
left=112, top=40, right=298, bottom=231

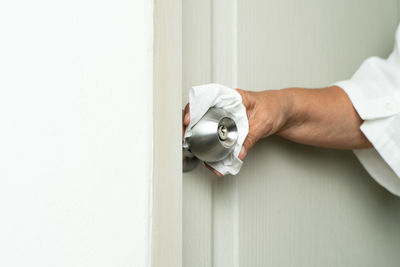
left=183, top=83, right=249, bottom=175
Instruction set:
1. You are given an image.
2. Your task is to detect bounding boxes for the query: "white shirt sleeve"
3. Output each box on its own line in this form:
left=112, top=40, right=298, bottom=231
left=335, top=25, right=400, bottom=196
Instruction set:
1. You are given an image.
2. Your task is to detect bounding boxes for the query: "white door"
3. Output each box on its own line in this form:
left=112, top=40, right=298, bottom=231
left=183, top=1, right=400, bottom=266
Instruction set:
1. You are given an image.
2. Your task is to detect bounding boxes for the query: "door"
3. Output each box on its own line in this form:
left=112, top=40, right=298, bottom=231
left=183, top=1, right=400, bottom=266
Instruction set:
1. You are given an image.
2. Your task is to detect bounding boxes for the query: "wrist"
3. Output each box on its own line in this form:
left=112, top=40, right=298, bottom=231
left=254, top=89, right=296, bottom=136
left=275, top=88, right=304, bottom=135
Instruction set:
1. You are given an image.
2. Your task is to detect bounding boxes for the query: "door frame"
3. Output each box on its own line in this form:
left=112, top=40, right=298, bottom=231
left=152, top=0, right=182, bottom=266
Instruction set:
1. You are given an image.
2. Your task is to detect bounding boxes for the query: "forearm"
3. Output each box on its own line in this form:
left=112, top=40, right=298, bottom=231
left=277, top=86, right=372, bottom=149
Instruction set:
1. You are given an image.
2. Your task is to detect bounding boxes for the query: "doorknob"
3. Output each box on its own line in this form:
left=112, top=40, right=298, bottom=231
left=183, top=107, right=238, bottom=172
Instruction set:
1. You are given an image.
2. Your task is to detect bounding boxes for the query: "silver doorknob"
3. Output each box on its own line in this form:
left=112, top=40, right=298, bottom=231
left=183, top=107, right=238, bottom=172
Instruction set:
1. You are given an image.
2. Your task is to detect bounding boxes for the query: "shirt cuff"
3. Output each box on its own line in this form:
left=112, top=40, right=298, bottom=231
left=334, top=80, right=400, bottom=196
left=354, top=148, right=400, bottom=196
left=335, top=80, right=400, bottom=120
left=354, top=115, right=400, bottom=196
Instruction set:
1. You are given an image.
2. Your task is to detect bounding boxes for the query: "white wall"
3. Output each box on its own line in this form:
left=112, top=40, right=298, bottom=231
left=0, top=1, right=153, bottom=266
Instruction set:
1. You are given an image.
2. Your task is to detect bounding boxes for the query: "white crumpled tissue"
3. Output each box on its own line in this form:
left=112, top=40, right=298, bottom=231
left=183, top=83, right=249, bottom=175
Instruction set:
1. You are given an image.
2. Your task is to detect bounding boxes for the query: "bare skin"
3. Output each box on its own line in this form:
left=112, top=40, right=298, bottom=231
left=183, top=86, right=372, bottom=176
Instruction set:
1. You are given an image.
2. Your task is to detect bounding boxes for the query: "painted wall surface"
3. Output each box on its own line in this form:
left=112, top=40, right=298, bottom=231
left=183, top=1, right=400, bottom=267
left=0, top=1, right=153, bottom=267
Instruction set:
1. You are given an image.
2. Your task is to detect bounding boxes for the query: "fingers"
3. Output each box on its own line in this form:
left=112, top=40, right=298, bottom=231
left=239, top=133, right=258, bottom=160
left=182, top=112, right=185, bottom=138
left=238, top=146, right=247, bottom=161
left=182, top=103, right=190, bottom=138
left=184, top=103, right=190, bottom=125
left=204, top=163, right=224, bottom=177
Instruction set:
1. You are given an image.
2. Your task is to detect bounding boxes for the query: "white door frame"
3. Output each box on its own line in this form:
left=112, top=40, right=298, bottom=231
left=152, top=0, right=182, bottom=267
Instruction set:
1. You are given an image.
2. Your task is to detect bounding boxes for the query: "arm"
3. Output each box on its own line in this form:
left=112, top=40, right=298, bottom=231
left=236, top=86, right=371, bottom=160
left=183, top=86, right=371, bottom=176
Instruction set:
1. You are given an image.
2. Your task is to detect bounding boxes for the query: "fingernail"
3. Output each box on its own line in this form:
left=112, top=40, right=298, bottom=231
left=184, top=113, right=190, bottom=123
left=239, top=147, right=247, bottom=160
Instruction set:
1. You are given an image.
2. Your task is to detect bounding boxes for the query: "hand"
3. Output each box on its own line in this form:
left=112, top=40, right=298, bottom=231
left=236, top=89, right=291, bottom=160
left=183, top=89, right=291, bottom=177
left=238, top=86, right=371, bottom=151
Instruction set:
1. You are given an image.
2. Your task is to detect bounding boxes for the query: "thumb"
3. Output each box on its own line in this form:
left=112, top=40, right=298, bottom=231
left=239, top=133, right=258, bottom=160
